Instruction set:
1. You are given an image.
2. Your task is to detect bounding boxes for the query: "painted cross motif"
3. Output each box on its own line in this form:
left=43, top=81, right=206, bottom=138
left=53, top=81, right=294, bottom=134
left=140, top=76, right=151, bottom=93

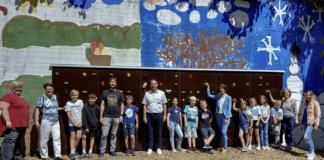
left=297, top=15, right=315, bottom=43
left=257, top=36, right=280, bottom=66
left=312, top=3, right=324, bottom=23
left=271, top=0, right=291, bottom=25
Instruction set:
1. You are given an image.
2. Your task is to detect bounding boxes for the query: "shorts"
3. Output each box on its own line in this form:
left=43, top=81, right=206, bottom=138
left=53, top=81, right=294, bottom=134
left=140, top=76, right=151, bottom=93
left=82, top=128, right=97, bottom=137
left=200, top=127, right=215, bottom=140
left=253, top=120, right=259, bottom=129
left=69, top=126, right=82, bottom=132
left=239, top=124, right=249, bottom=133
left=184, top=127, right=197, bottom=138
left=123, top=124, right=135, bottom=137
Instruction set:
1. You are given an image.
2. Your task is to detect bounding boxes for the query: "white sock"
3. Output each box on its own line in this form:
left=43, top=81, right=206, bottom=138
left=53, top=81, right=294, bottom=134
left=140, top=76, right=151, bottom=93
left=71, top=150, right=75, bottom=154
left=82, top=150, right=86, bottom=154
left=89, top=149, right=93, bottom=153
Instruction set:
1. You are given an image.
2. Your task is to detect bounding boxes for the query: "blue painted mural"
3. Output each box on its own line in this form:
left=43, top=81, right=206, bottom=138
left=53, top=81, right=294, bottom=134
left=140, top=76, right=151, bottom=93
left=140, top=0, right=324, bottom=95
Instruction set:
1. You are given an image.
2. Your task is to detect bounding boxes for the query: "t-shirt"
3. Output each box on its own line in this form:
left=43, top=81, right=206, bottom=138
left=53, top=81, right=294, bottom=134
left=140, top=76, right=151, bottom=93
left=199, top=109, right=213, bottom=128
left=65, top=99, right=84, bottom=126
left=36, top=94, right=59, bottom=121
left=238, top=108, right=252, bottom=125
left=183, top=105, right=198, bottom=127
left=259, top=105, right=270, bottom=118
left=248, top=106, right=261, bottom=120
left=270, top=107, right=283, bottom=124
left=168, top=107, right=181, bottom=123
left=282, top=100, right=297, bottom=117
left=100, top=89, right=125, bottom=118
left=0, top=93, right=30, bottom=136
left=123, top=105, right=138, bottom=125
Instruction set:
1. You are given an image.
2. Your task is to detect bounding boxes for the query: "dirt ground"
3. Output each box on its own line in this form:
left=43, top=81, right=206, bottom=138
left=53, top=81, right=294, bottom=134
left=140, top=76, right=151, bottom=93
left=24, top=146, right=324, bottom=160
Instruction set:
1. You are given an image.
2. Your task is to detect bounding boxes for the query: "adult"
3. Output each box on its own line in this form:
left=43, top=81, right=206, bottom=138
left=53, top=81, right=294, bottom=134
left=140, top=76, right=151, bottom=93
left=300, top=91, right=321, bottom=160
left=99, top=77, right=124, bottom=157
left=0, top=81, right=30, bottom=160
left=205, top=83, right=232, bottom=153
left=34, top=82, right=64, bottom=160
left=142, top=79, right=167, bottom=155
left=268, top=89, right=298, bottom=151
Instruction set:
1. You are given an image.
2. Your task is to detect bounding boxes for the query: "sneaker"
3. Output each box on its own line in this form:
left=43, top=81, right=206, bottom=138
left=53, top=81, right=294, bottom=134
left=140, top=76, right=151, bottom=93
left=308, top=153, right=315, bottom=160
left=206, top=144, right=213, bottom=149
left=256, top=145, right=261, bottom=151
left=242, top=146, right=248, bottom=152
left=265, top=146, right=270, bottom=150
left=75, top=152, right=80, bottom=157
left=192, top=148, right=198, bottom=153
left=79, top=153, right=87, bottom=159
left=248, top=144, right=252, bottom=150
left=203, top=144, right=208, bottom=149
left=304, top=153, right=309, bottom=157
left=261, top=147, right=266, bottom=150
left=70, top=153, right=76, bottom=159
left=187, top=148, right=192, bottom=153
left=281, top=143, right=286, bottom=147
left=98, top=152, right=104, bottom=158
left=88, top=152, right=93, bottom=158
left=157, top=148, right=162, bottom=155
left=54, top=157, right=64, bottom=160
left=207, top=150, right=213, bottom=154
left=110, top=151, right=117, bottom=156
left=131, top=148, right=135, bottom=156
left=147, top=149, right=153, bottom=155
left=125, top=149, right=130, bottom=156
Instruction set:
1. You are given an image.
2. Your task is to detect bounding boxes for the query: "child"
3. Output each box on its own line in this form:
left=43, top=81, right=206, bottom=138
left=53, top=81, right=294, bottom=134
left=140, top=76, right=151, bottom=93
left=259, top=95, right=270, bottom=150
left=123, top=95, right=138, bottom=156
left=65, top=90, right=84, bottom=159
left=198, top=100, right=214, bottom=154
left=270, top=100, right=283, bottom=149
left=80, top=93, right=100, bottom=158
left=167, top=97, right=185, bottom=153
left=232, top=98, right=253, bottom=152
left=248, top=98, right=261, bottom=150
left=183, top=96, right=199, bottom=153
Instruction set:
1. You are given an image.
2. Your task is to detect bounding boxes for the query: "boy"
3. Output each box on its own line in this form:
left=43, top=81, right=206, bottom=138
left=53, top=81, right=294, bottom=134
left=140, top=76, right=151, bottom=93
left=123, top=95, right=138, bottom=156
left=183, top=96, right=199, bottom=153
left=270, top=100, right=283, bottom=149
left=80, top=94, right=100, bottom=158
left=198, top=100, right=215, bottom=154
left=65, top=90, right=84, bottom=159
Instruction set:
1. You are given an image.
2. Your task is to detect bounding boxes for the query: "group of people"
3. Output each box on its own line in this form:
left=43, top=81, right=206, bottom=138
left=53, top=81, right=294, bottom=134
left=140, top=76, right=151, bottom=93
left=0, top=78, right=321, bottom=160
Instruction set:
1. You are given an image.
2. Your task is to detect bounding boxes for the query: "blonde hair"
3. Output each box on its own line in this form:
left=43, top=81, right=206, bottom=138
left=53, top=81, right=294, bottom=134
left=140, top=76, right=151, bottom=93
left=260, top=95, right=269, bottom=106
left=241, top=100, right=247, bottom=107
left=280, top=88, right=291, bottom=98
left=305, top=91, right=316, bottom=107
left=70, top=90, right=79, bottom=96
left=125, top=95, right=133, bottom=100
left=200, top=100, right=207, bottom=105
left=10, top=81, right=23, bottom=90
left=249, top=98, right=257, bottom=105
left=189, top=96, right=197, bottom=102
left=273, top=99, right=282, bottom=105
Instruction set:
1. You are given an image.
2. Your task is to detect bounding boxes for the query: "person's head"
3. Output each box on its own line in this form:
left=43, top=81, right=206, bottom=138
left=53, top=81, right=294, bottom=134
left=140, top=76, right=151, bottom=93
left=150, top=79, right=158, bottom=92
left=218, top=84, right=228, bottom=95
left=10, top=81, right=23, bottom=95
left=259, top=95, right=268, bottom=106
left=274, top=100, right=282, bottom=109
left=43, top=82, right=54, bottom=97
left=189, top=96, right=197, bottom=106
left=305, top=90, right=316, bottom=106
left=200, top=100, right=207, bottom=111
left=249, top=98, right=257, bottom=107
left=88, top=93, right=97, bottom=105
left=172, top=97, right=178, bottom=107
left=280, top=88, right=291, bottom=99
left=240, top=100, right=248, bottom=111
left=109, top=77, right=117, bottom=89
left=125, top=95, right=133, bottom=106
left=70, top=90, right=79, bottom=102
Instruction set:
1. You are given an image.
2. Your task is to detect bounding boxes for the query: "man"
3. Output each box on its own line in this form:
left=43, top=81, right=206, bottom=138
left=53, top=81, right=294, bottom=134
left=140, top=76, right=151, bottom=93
left=99, top=77, right=124, bottom=157
left=142, top=79, right=167, bottom=155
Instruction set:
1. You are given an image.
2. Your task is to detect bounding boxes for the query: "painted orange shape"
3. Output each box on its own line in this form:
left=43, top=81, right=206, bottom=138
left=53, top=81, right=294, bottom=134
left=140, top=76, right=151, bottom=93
left=99, top=42, right=104, bottom=52
left=145, top=0, right=164, bottom=5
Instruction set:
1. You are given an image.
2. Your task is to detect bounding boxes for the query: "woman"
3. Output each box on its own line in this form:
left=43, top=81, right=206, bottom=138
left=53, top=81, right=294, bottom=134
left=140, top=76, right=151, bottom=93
left=300, top=91, right=321, bottom=160
left=268, top=89, right=298, bottom=151
left=205, top=83, right=232, bottom=153
left=35, top=82, right=64, bottom=160
left=0, top=81, right=30, bottom=160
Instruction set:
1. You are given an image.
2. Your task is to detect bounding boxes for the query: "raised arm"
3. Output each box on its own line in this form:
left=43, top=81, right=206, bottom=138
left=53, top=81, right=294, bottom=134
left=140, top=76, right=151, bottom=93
left=232, top=98, right=239, bottom=112
left=205, top=83, right=216, bottom=99
left=266, top=90, right=274, bottom=103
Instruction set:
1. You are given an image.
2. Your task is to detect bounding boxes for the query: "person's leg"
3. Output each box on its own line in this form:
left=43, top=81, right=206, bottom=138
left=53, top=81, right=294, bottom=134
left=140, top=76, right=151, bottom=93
left=75, top=130, right=82, bottom=150
left=109, top=118, right=120, bottom=152
left=100, top=118, right=111, bottom=153
left=13, top=127, right=27, bottom=160
left=89, top=137, right=95, bottom=150
left=303, top=123, right=314, bottom=154
left=39, top=120, right=51, bottom=158
left=239, top=130, right=245, bottom=147
left=124, top=124, right=130, bottom=149
left=216, top=115, right=224, bottom=148
left=146, top=114, right=154, bottom=150
left=222, top=116, right=230, bottom=149
left=81, top=134, right=87, bottom=152
left=1, top=129, right=17, bottom=160
left=192, top=138, right=196, bottom=148
left=244, top=132, right=249, bottom=147
left=206, top=128, right=215, bottom=145
left=51, top=120, right=62, bottom=158
left=254, top=128, right=260, bottom=145
left=288, top=117, right=295, bottom=148
left=186, top=127, right=192, bottom=148
left=264, top=121, right=269, bottom=147
left=130, top=135, right=135, bottom=149
left=155, top=113, right=163, bottom=149
left=282, top=118, right=289, bottom=148
left=259, top=122, right=264, bottom=147
left=192, top=128, right=197, bottom=149
left=174, top=123, right=183, bottom=149
left=169, top=121, right=176, bottom=149
left=70, top=131, right=76, bottom=153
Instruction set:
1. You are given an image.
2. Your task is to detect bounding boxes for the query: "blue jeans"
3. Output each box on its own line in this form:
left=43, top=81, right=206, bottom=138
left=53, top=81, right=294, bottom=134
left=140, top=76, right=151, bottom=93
left=1, top=127, right=27, bottom=160
left=216, top=114, right=230, bottom=148
left=282, top=117, right=295, bottom=148
left=259, top=118, right=269, bottom=147
left=302, top=122, right=314, bottom=153
left=147, top=113, right=163, bottom=149
left=169, top=121, right=183, bottom=149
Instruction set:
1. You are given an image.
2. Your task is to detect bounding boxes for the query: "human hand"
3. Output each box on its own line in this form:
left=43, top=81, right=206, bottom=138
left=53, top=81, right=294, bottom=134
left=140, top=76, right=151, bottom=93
left=119, top=116, right=123, bottom=123
left=196, top=125, right=198, bottom=129
left=233, top=98, right=236, bottom=103
left=6, top=121, right=12, bottom=129
left=224, top=119, right=228, bottom=125
left=300, top=125, right=303, bottom=130
left=180, top=125, right=183, bottom=130
left=163, top=116, right=166, bottom=122
left=295, top=120, right=298, bottom=126
left=85, top=129, right=89, bottom=133
left=35, top=122, right=40, bottom=128
left=185, top=124, right=188, bottom=128
left=204, top=83, right=210, bottom=90
left=256, top=122, right=259, bottom=127
left=263, top=120, right=267, bottom=124
left=100, top=117, right=103, bottom=124
left=314, top=125, right=318, bottom=131
left=78, top=122, right=83, bottom=128
left=136, top=124, right=139, bottom=129
left=167, top=125, right=171, bottom=131
left=143, top=116, right=147, bottom=124
left=266, top=90, right=271, bottom=94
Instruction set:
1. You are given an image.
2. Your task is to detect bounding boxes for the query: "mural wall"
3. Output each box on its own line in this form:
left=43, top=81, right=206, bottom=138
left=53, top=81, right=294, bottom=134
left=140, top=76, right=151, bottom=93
left=0, top=0, right=324, bottom=152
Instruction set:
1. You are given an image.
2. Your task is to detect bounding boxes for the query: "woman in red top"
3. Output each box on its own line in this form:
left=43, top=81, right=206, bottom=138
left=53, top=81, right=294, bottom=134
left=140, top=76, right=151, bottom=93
left=0, top=81, right=30, bottom=160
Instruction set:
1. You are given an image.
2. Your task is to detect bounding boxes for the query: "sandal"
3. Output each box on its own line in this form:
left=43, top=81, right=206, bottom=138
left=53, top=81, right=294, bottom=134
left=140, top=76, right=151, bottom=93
left=221, top=149, right=227, bottom=153
left=177, top=148, right=186, bottom=152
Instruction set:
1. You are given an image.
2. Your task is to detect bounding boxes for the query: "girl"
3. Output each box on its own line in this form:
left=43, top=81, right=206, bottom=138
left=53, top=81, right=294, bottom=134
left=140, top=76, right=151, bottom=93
left=232, top=98, right=253, bottom=152
left=248, top=98, right=261, bottom=151
left=259, top=95, right=270, bottom=150
left=167, top=97, right=186, bottom=152
left=300, top=91, right=321, bottom=160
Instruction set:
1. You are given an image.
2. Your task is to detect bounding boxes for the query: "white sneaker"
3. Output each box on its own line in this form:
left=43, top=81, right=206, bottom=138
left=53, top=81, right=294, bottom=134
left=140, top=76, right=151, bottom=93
left=256, top=145, right=261, bottom=151
left=266, top=146, right=270, bottom=150
left=248, top=144, right=252, bottom=150
left=304, top=153, right=309, bottom=157
left=147, top=149, right=152, bottom=155
left=281, top=143, right=286, bottom=147
left=307, top=153, right=315, bottom=160
left=261, top=147, right=266, bottom=150
left=157, top=148, right=162, bottom=155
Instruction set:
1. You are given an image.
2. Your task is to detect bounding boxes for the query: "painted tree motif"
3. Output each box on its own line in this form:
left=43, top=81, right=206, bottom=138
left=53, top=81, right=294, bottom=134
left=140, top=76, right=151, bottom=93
left=312, top=2, right=324, bottom=23
left=156, top=26, right=247, bottom=69
left=297, top=15, right=315, bottom=43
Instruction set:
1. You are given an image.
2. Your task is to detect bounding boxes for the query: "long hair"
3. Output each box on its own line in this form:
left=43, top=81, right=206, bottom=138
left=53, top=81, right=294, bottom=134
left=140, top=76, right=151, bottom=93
left=260, top=95, right=269, bottom=106
left=305, top=91, right=316, bottom=107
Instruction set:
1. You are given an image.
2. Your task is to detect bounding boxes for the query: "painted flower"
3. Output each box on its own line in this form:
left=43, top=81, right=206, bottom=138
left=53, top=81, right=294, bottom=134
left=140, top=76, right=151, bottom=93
left=320, top=73, right=323, bottom=76
left=19, top=78, right=26, bottom=83
left=99, top=42, right=104, bottom=52
left=4, top=83, right=10, bottom=89
left=31, top=89, right=36, bottom=93
left=90, top=41, right=97, bottom=54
